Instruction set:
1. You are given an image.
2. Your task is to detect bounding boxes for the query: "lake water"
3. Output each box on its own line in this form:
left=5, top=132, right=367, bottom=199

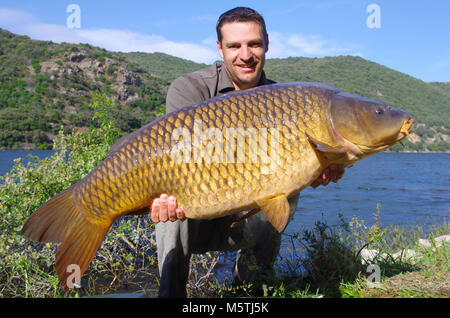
left=1, top=150, right=448, bottom=229
left=286, top=152, right=449, bottom=232
left=0, top=150, right=56, bottom=177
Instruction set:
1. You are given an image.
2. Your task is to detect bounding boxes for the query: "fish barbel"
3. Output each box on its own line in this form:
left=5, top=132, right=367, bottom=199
left=21, top=82, right=413, bottom=287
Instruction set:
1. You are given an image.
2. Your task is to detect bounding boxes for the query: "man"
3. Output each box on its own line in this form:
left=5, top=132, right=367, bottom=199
left=151, top=7, right=344, bottom=297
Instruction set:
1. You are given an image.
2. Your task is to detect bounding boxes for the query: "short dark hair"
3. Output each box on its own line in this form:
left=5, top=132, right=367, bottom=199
left=216, top=7, right=268, bottom=43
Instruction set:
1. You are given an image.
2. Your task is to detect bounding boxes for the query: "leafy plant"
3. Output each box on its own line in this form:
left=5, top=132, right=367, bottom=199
left=0, top=95, right=159, bottom=297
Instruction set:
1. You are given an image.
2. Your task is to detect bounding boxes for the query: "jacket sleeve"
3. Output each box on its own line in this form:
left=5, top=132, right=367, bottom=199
left=165, top=75, right=209, bottom=115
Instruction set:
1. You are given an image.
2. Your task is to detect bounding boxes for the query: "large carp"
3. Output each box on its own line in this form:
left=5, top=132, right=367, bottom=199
left=22, top=82, right=413, bottom=287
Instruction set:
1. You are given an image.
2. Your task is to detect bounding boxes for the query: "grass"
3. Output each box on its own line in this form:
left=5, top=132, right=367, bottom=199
left=340, top=241, right=449, bottom=298
left=189, top=213, right=449, bottom=298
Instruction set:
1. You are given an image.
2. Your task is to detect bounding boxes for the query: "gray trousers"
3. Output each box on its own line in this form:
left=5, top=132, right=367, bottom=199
left=155, top=193, right=300, bottom=297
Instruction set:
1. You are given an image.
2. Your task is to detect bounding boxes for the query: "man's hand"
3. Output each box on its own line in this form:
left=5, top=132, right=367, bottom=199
left=311, top=164, right=345, bottom=189
left=151, top=194, right=186, bottom=223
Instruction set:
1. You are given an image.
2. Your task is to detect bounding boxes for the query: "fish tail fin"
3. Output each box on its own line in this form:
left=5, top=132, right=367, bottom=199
left=21, top=185, right=111, bottom=288
left=55, top=216, right=109, bottom=289
left=21, top=185, right=79, bottom=243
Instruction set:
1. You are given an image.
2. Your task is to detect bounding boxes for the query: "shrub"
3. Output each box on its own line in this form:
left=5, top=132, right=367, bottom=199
left=0, top=94, right=158, bottom=297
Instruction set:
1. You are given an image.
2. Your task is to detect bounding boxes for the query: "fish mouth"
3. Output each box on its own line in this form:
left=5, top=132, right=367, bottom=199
left=400, top=118, right=414, bottom=137
left=395, top=117, right=414, bottom=148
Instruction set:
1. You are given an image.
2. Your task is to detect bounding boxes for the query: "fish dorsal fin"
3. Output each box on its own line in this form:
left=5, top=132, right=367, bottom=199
left=105, top=134, right=130, bottom=158
left=255, top=194, right=290, bottom=233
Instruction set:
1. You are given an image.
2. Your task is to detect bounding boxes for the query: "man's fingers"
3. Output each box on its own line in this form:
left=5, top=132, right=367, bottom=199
left=328, top=164, right=337, bottom=182
left=159, top=193, right=169, bottom=222
left=330, top=164, right=345, bottom=182
left=151, top=194, right=186, bottom=223
left=311, top=164, right=345, bottom=189
left=176, top=208, right=186, bottom=220
left=151, top=199, right=160, bottom=223
left=168, top=196, right=177, bottom=221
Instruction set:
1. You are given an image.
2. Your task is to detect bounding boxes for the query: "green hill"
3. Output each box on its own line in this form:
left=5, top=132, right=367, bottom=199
left=119, top=51, right=208, bottom=83
left=0, top=29, right=167, bottom=149
left=0, top=28, right=448, bottom=152
left=429, top=81, right=450, bottom=94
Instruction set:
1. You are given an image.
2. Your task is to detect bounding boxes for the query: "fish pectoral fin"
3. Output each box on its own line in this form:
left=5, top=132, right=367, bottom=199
left=306, top=133, right=354, bottom=162
left=306, top=132, right=347, bottom=154
left=255, top=194, right=290, bottom=233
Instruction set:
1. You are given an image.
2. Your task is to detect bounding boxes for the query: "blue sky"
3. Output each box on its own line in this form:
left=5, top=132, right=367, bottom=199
left=0, top=0, right=449, bottom=82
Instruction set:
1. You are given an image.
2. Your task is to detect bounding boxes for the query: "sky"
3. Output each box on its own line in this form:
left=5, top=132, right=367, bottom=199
left=0, top=0, right=449, bottom=82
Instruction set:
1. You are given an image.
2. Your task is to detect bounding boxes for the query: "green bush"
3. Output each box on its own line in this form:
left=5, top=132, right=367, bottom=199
left=0, top=95, right=158, bottom=297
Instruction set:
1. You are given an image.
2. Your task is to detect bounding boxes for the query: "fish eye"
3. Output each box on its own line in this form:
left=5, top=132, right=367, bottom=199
left=375, top=107, right=384, bottom=116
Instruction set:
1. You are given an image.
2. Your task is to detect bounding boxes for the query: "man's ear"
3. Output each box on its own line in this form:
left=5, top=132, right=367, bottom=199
left=217, top=40, right=224, bottom=59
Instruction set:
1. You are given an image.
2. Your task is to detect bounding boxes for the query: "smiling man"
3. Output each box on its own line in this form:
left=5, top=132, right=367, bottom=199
left=152, top=7, right=344, bottom=298
left=217, top=17, right=268, bottom=90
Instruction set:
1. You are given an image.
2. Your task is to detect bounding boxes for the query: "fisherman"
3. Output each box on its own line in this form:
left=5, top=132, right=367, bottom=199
left=150, top=7, right=345, bottom=297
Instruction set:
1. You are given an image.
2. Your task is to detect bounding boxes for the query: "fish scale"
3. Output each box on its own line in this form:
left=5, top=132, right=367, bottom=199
left=21, top=81, right=413, bottom=288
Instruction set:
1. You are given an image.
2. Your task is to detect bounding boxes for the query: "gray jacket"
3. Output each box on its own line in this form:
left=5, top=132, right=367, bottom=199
left=165, top=61, right=275, bottom=114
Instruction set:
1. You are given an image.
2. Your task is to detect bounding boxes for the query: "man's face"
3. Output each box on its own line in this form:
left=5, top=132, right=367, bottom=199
left=217, top=21, right=269, bottom=90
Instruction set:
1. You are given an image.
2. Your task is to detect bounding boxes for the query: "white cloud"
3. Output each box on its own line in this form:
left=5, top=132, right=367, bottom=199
left=267, top=31, right=363, bottom=59
left=288, top=34, right=327, bottom=55
left=0, top=7, right=35, bottom=25
left=75, top=28, right=219, bottom=63
left=0, top=7, right=219, bottom=64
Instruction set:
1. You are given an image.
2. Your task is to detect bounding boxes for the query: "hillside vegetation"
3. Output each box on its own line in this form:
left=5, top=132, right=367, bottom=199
left=118, top=51, right=208, bottom=83
left=0, top=28, right=449, bottom=152
left=0, top=29, right=166, bottom=149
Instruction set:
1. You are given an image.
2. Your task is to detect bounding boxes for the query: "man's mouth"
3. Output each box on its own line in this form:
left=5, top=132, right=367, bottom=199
left=236, top=63, right=257, bottom=72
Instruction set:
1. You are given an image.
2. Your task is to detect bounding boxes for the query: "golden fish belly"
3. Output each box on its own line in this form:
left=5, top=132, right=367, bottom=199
left=180, top=138, right=324, bottom=219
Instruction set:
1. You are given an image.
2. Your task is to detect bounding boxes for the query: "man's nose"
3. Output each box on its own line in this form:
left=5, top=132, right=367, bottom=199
left=239, top=46, right=252, bottom=61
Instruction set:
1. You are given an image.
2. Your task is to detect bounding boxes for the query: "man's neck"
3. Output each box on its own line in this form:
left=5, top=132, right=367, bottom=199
left=231, top=76, right=262, bottom=91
